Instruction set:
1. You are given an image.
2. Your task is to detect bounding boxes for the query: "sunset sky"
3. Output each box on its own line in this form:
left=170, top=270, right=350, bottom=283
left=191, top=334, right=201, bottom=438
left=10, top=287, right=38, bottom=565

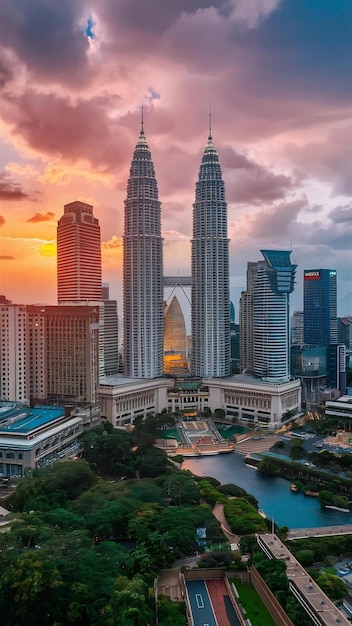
left=0, top=0, right=351, bottom=318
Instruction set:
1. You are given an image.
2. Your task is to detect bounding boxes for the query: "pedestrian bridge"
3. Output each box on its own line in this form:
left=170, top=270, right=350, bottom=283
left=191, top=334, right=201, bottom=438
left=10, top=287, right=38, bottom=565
left=286, top=525, right=352, bottom=540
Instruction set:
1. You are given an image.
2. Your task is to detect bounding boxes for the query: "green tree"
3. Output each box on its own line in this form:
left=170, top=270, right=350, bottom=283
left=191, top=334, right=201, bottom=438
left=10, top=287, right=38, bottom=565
left=315, top=573, right=348, bottom=601
left=157, top=595, right=187, bottom=626
left=295, top=549, right=314, bottom=567
left=104, top=575, right=154, bottom=625
left=81, top=423, right=132, bottom=476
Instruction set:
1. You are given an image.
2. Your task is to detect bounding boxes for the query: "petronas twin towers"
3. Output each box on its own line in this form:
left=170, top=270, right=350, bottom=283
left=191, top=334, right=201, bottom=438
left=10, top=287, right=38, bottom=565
left=123, top=119, right=230, bottom=380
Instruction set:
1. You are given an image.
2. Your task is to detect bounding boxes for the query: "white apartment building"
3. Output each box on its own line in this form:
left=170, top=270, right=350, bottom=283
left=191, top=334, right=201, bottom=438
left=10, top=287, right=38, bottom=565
left=0, top=301, right=28, bottom=403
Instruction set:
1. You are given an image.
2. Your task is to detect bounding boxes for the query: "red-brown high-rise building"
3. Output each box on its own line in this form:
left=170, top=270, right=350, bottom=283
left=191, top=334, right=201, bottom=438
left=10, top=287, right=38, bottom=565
left=57, top=201, right=102, bottom=303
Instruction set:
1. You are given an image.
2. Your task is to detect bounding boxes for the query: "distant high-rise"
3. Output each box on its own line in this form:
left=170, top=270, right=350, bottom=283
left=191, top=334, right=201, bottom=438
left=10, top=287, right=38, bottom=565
left=57, top=201, right=102, bottom=303
left=291, top=310, right=304, bottom=345
left=123, top=119, right=164, bottom=378
left=102, top=283, right=119, bottom=377
left=0, top=299, right=28, bottom=403
left=191, top=123, right=230, bottom=378
left=253, top=250, right=296, bottom=382
left=303, top=269, right=337, bottom=346
left=239, top=261, right=259, bottom=373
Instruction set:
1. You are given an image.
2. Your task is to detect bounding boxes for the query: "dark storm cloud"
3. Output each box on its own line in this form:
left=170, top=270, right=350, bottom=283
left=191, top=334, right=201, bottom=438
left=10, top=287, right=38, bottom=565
left=222, top=148, right=296, bottom=205
left=284, top=125, right=352, bottom=197
left=235, top=0, right=352, bottom=100
left=0, top=53, right=13, bottom=88
left=328, top=204, right=352, bottom=224
left=0, top=0, right=90, bottom=86
left=1, top=90, right=131, bottom=171
left=26, top=211, right=55, bottom=223
left=248, top=195, right=308, bottom=238
left=0, top=172, right=28, bottom=200
left=100, top=0, right=216, bottom=36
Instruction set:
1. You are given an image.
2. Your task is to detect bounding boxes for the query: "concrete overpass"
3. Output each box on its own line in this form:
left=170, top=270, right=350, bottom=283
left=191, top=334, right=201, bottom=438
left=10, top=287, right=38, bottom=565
left=286, top=525, right=352, bottom=540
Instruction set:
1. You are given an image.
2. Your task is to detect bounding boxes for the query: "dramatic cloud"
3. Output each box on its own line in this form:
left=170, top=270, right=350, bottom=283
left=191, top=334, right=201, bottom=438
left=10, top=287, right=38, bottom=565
left=0, top=0, right=351, bottom=311
left=0, top=172, right=28, bottom=200
left=26, top=211, right=55, bottom=223
left=0, top=0, right=91, bottom=87
left=284, top=125, right=352, bottom=197
left=223, top=148, right=296, bottom=205
left=102, top=236, right=122, bottom=249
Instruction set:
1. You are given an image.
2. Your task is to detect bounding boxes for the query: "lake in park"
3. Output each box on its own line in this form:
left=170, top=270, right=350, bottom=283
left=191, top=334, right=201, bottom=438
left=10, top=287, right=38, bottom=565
left=182, top=452, right=352, bottom=529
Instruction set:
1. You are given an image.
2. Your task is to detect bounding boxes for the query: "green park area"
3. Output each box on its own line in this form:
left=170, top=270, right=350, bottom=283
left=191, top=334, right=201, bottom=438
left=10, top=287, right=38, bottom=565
left=215, top=424, right=251, bottom=439
left=233, top=580, right=277, bottom=626
left=159, top=427, right=181, bottom=442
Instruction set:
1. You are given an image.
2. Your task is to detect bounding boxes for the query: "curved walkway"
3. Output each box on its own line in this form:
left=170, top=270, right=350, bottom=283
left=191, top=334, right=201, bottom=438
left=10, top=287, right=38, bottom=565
left=212, top=502, right=241, bottom=547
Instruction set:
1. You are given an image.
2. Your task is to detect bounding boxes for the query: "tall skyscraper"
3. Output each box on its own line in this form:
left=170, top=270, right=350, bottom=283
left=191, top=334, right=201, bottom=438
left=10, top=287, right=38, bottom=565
left=303, top=269, right=337, bottom=346
left=191, top=124, right=230, bottom=378
left=123, top=119, right=164, bottom=378
left=253, top=250, right=296, bottom=382
left=57, top=201, right=102, bottom=303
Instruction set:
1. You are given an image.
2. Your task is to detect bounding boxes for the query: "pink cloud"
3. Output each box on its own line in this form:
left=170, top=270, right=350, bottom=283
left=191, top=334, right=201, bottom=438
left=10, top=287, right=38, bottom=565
left=26, top=211, right=55, bottom=223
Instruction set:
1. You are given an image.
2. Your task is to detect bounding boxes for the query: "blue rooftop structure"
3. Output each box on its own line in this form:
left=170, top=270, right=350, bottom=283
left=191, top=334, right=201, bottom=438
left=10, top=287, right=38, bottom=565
left=0, top=404, right=64, bottom=435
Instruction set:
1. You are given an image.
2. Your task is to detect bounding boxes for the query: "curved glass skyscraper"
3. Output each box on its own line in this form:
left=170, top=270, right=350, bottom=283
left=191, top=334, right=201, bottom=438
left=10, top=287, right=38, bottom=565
left=191, top=127, right=230, bottom=378
left=253, top=250, right=296, bottom=382
left=123, top=122, right=163, bottom=378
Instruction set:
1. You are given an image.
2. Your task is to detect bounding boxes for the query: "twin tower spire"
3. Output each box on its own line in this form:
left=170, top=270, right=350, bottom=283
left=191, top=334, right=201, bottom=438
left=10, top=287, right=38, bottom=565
left=123, top=115, right=230, bottom=380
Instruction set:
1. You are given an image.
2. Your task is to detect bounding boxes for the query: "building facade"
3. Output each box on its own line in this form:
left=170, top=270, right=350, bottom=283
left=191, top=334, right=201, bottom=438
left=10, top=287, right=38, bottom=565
left=57, top=201, right=102, bottom=303
left=239, top=261, right=259, bottom=373
left=0, top=402, right=83, bottom=477
left=123, top=122, right=164, bottom=378
left=191, top=127, right=230, bottom=378
left=253, top=250, right=296, bottom=383
left=29, top=304, right=100, bottom=404
left=303, top=268, right=337, bottom=346
left=164, top=296, right=189, bottom=376
left=290, top=310, right=304, bottom=345
left=0, top=301, right=28, bottom=403
left=99, top=376, right=171, bottom=427
left=102, top=283, right=119, bottom=377
left=98, top=374, right=301, bottom=428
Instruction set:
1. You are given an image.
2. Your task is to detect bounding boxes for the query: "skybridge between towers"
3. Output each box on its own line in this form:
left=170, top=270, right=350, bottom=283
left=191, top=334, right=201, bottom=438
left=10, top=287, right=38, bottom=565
left=163, top=276, right=192, bottom=287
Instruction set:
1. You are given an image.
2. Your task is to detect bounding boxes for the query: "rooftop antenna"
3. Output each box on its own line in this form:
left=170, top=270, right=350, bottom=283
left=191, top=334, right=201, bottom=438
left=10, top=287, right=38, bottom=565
left=141, top=102, right=144, bottom=135
left=208, top=105, right=212, bottom=140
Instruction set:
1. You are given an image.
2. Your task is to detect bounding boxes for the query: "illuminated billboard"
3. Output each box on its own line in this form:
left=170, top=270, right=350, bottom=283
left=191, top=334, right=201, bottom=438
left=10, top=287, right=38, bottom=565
left=304, top=270, right=320, bottom=280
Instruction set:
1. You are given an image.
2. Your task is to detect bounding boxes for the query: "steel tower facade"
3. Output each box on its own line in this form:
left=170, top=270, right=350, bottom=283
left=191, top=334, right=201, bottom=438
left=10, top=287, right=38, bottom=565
left=123, top=122, right=164, bottom=378
left=191, top=128, right=230, bottom=378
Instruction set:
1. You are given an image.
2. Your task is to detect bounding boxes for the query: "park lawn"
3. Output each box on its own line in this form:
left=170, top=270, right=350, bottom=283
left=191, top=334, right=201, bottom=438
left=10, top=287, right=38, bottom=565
left=216, top=424, right=250, bottom=439
left=233, top=580, right=277, bottom=626
left=159, top=428, right=181, bottom=442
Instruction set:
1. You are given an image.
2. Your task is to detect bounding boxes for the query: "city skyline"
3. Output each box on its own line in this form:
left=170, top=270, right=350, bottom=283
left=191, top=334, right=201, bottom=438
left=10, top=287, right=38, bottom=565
left=0, top=1, right=351, bottom=315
